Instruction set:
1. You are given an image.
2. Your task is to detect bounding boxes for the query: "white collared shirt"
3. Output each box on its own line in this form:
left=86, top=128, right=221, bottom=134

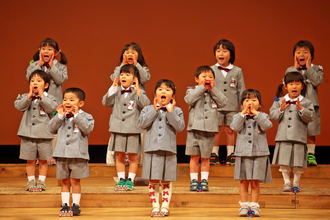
left=215, top=63, right=233, bottom=78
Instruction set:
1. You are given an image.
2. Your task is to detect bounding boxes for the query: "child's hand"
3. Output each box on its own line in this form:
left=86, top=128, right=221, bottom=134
left=209, top=79, right=214, bottom=90
left=122, top=54, right=128, bottom=65
left=240, top=104, right=249, bottom=115
left=133, top=53, right=138, bottom=66
left=71, top=105, right=79, bottom=115
left=296, top=98, right=303, bottom=111
left=166, top=98, right=176, bottom=112
left=38, top=51, right=45, bottom=67
left=294, top=55, right=300, bottom=69
left=37, top=86, right=44, bottom=99
left=306, top=55, right=311, bottom=69
left=153, top=98, right=161, bottom=111
left=133, top=78, right=140, bottom=97
left=48, top=52, right=54, bottom=68
left=280, top=99, right=289, bottom=111
left=56, top=104, right=65, bottom=116
left=112, top=77, right=119, bottom=88
left=250, top=103, right=259, bottom=116
left=27, top=84, right=34, bottom=100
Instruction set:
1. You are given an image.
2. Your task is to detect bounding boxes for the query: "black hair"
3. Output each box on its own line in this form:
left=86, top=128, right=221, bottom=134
left=119, top=42, right=148, bottom=67
left=240, top=89, right=263, bottom=108
left=293, top=40, right=314, bottom=61
left=284, top=71, right=307, bottom=96
left=63, top=87, right=85, bottom=101
left=32, top=38, right=67, bottom=64
left=154, top=79, right=176, bottom=95
left=275, top=84, right=286, bottom=98
left=194, top=65, right=215, bottom=78
left=29, top=70, right=51, bottom=92
left=213, top=39, right=235, bottom=64
left=120, top=64, right=141, bottom=84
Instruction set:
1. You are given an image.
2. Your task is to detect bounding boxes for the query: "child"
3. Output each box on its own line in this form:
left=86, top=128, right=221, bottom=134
left=270, top=71, right=314, bottom=192
left=210, top=39, right=246, bottom=165
left=185, top=66, right=228, bottom=191
left=108, top=42, right=150, bottom=166
left=102, top=64, right=150, bottom=191
left=14, top=70, right=57, bottom=191
left=48, top=88, right=94, bottom=216
left=285, top=40, right=323, bottom=166
left=138, top=79, right=185, bottom=216
left=230, top=89, right=273, bottom=217
left=274, top=84, right=287, bottom=101
left=27, top=38, right=68, bottom=165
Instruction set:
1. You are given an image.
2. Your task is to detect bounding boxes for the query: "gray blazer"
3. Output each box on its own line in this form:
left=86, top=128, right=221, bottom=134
left=211, top=65, right=245, bottom=112
left=270, top=97, right=314, bottom=144
left=48, top=111, right=94, bottom=160
left=110, top=63, right=150, bottom=90
left=138, top=105, right=185, bottom=154
left=285, top=65, right=323, bottom=107
left=27, top=61, right=68, bottom=105
left=230, top=112, right=273, bottom=157
left=15, top=93, right=57, bottom=139
left=185, top=85, right=228, bottom=133
left=102, top=87, right=150, bottom=134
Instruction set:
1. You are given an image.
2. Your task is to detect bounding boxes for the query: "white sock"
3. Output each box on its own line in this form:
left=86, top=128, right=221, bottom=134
left=282, top=172, right=291, bottom=184
left=161, top=182, right=172, bottom=210
left=38, top=175, right=46, bottom=181
left=293, top=173, right=301, bottom=184
left=149, top=183, right=160, bottom=209
left=212, top=146, right=219, bottom=156
left=201, top=171, right=209, bottom=181
left=307, top=144, right=315, bottom=155
left=72, top=193, right=81, bottom=205
left=61, top=192, right=70, bottom=205
left=128, top=172, right=136, bottom=182
left=250, top=202, right=260, bottom=207
left=190, top=173, right=198, bottom=181
left=227, top=145, right=235, bottom=156
left=28, top=176, right=35, bottom=181
left=117, top=171, right=125, bottom=180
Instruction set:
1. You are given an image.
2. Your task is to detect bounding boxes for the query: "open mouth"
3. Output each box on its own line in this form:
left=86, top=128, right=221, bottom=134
left=161, top=95, right=166, bottom=101
left=65, top=106, right=72, bottom=110
left=44, top=55, right=49, bottom=58
left=205, top=83, right=210, bottom=86
left=121, top=80, right=126, bottom=83
left=299, top=59, right=305, bottom=62
left=33, top=86, right=38, bottom=89
left=128, top=58, right=133, bottom=62
left=292, top=90, right=297, bottom=93
left=219, top=58, right=224, bottom=61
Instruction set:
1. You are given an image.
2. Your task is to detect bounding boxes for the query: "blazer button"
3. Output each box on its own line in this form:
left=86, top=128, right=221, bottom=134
left=67, top=135, right=70, bottom=137
left=124, top=103, right=127, bottom=106
left=289, top=110, right=292, bottom=113
left=66, top=142, right=69, bottom=145
left=204, top=102, right=207, bottom=104
left=68, top=126, right=71, bottom=129
left=33, top=107, right=36, bottom=110
left=122, top=119, right=125, bottom=121
left=224, top=81, right=227, bottom=84
left=205, top=109, right=207, bottom=112
left=32, top=123, right=35, bottom=126
left=159, top=118, right=162, bottom=121
left=33, top=115, right=36, bottom=118
left=159, top=126, right=162, bottom=129
left=288, top=125, right=291, bottom=128
left=289, top=118, right=292, bottom=120
left=248, top=126, right=251, bottom=128
left=205, top=116, right=208, bottom=119
left=123, top=111, right=125, bottom=114
left=224, top=89, right=227, bottom=92
left=248, top=133, right=251, bottom=136
left=248, top=140, right=252, bottom=143
left=158, top=134, right=161, bottom=137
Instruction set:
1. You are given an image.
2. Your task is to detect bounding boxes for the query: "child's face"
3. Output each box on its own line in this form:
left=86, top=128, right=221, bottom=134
left=285, top=81, right=304, bottom=99
left=155, top=83, right=174, bottom=106
left=40, top=45, right=56, bottom=63
left=295, top=47, right=311, bottom=66
left=124, top=47, right=138, bottom=65
left=119, top=71, right=135, bottom=88
left=195, top=70, right=214, bottom=90
left=215, top=44, right=231, bottom=67
left=30, top=74, right=49, bottom=94
left=62, top=92, right=84, bottom=112
left=241, top=96, right=260, bottom=114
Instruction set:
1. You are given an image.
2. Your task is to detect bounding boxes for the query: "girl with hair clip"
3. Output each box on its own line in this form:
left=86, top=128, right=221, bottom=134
left=27, top=38, right=68, bottom=165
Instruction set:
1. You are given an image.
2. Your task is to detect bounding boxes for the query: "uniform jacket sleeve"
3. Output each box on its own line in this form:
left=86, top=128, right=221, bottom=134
left=166, top=107, right=185, bottom=132
left=138, top=106, right=158, bottom=129
left=14, top=94, right=31, bottom=112
left=209, top=87, right=228, bottom=108
left=73, top=112, right=95, bottom=136
left=184, top=86, right=206, bottom=106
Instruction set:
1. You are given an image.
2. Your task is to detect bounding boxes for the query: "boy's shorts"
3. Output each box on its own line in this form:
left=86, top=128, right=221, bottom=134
left=19, top=137, right=52, bottom=160
left=185, top=130, right=215, bottom=158
left=218, top=111, right=236, bottom=126
left=56, top=158, right=89, bottom=179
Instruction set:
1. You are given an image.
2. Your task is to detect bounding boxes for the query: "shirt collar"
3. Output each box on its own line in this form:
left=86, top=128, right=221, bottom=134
left=284, top=94, right=304, bottom=101
left=215, top=63, right=233, bottom=69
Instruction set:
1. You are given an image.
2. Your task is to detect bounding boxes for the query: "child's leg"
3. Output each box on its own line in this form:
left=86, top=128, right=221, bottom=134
left=200, top=158, right=210, bottom=191
left=189, top=155, right=200, bottom=191
left=60, top=178, right=72, bottom=216
left=224, top=126, right=235, bottom=156
left=116, top=152, right=126, bottom=177
left=307, top=136, right=317, bottom=166
left=240, top=180, right=249, bottom=203
left=38, top=159, right=48, bottom=177
left=128, top=153, right=138, bottom=181
left=70, top=178, right=82, bottom=214
left=210, top=126, right=222, bottom=164
left=250, top=180, right=260, bottom=203
left=279, top=166, right=292, bottom=192
left=160, top=181, right=172, bottom=216
left=26, top=160, right=36, bottom=178
left=292, top=167, right=304, bottom=192
left=149, top=180, right=160, bottom=216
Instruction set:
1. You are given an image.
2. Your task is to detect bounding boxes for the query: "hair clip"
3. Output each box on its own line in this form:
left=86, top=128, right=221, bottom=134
left=58, top=49, right=61, bottom=53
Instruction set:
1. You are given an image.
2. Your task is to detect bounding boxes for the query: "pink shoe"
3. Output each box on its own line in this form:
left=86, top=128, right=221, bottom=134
left=239, top=205, right=249, bottom=217
left=282, top=183, right=292, bottom=192
left=250, top=206, right=260, bottom=217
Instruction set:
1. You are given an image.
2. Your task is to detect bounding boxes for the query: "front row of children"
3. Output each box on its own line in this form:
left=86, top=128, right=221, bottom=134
left=15, top=64, right=314, bottom=217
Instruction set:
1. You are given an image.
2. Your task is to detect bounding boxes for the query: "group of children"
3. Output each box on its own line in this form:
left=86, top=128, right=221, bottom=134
left=15, top=38, right=322, bottom=217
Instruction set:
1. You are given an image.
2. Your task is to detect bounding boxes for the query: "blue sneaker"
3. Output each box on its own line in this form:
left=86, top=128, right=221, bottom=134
left=200, top=179, right=209, bottom=191
left=190, top=179, right=198, bottom=191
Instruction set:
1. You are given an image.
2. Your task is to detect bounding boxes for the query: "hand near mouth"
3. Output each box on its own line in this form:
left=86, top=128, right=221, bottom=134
left=36, top=86, right=44, bottom=99
left=240, top=104, right=249, bottom=116
left=153, top=98, right=162, bottom=111
left=56, top=104, right=65, bottom=116
left=122, top=54, right=128, bottom=65
left=294, top=55, right=300, bottom=69
left=71, top=105, right=79, bottom=115
left=296, top=98, right=303, bottom=111
left=250, top=103, right=259, bottom=116
left=48, top=52, right=54, bottom=68
left=280, top=99, right=289, bottom=112
left=27, top=84, right=34, bottom=99
left=134, top=78, right=140, bottom=97
left=166, top=98, right=176, bottom=112
left=306, top=55, right=311, bottom=69
left=38, top=51, right=45, bottom=67
left=112, top=77, right=119, bottom=88
left=133, top=53, right=138, bottom=66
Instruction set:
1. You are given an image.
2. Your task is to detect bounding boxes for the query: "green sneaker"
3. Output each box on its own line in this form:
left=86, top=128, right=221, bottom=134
left=190, top=179, right=198, bottom=191
left=124, top=178, right=134, bottom=191
left=115, top=178, right=126, bottom=191
left=307, top=153, right=317, bottom=166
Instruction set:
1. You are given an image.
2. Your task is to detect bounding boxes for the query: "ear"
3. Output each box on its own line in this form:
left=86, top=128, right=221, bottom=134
left=44, top=83, right=49, bottom=90
left=172, top=94, right=176, bottom=100
left=78, top=101, right=85, bottom=108
left=283, top=84, right=288, bottom=91
left=195, top=77, right=199, bottom=84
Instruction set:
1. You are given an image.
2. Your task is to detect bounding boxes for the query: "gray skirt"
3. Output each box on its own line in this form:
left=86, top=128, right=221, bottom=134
left=307, top=107, right=321, bottom=136
left=142, top=151, right=177, bottom=182
left=234, top=156, right=272, bottom=184
left=108, top=133, right=142, bottom=154
left=272, top=141, right=307, bottom=169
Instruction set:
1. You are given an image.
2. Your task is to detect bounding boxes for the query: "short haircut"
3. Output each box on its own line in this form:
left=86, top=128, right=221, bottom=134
left=29, top=70, right=50, bottom=92
left=213, top=39, right=235, bottom=64
left=284, top=71, right=306, bottom=96
left=154, top=79, right=176, bottom=95
left=293, top=40, right=314, bottom=61
left=194, top=65, right=215, bottom=78
left=63, top=87, right=85, bottom=101
left=240, top=89, right=263, bottom=107
left=120, top=64, right=141, bottom=83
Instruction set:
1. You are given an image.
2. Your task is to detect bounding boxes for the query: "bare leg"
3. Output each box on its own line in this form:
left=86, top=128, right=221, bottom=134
left=189, top=155, right=200, bottom=173
left=240, top=180, right=249, bottom=202
left=38, top=159, right=48, bottom=176
left=116, top=152, right=126, bottom=172
left=250, top=180, right=260, bottom=203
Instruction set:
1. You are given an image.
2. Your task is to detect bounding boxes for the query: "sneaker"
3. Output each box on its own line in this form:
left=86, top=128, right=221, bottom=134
left=115, top=178, right=126, bottom=191
left=200, top=179, right=209, bottom=191
left=47, top=158, right=56, bottom=165
left=282, top=182, right=292, bottom=192
left=190, top=179, right=198, bottom=191
left=160, top=207, right=170, bottom=216
left=292, top=182, right=300, bottom=193
left=26, top=180, right=36, bottom=191
left=307, top=153, right=317, bottom=166
left=250, top=206, right=260, bottom=217
left=239, top=205, right=249, bottom=217
left=59, top=203, right=72, bottom=217
left=210, top=153, right=219, bottom=165
left=125, top=153, right=130, bottom=166
left=226, top=153, right=236, bottom=165
left=124, top=178, right=134, bottom=191
left=36, top=179, right=46, bottom=191
left=71, top=203, right=81, bottom=216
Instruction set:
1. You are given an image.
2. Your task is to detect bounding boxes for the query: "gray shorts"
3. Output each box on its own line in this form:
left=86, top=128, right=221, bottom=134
left=218, top=111, right=236, bottom=126
left=56, top=158, right=89, bottom=179
left=108, top=133, right=142, bottom=154
left=185, top=130, right=215, bottom=158
left=307, top=107, right=321, bottom=136
left=19, top=137, right=52, bottom=161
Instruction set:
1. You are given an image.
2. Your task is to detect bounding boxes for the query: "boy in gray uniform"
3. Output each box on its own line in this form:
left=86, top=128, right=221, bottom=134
left=48, top=88, right=94, bottom=216
left=15, top=70, right=57, bottom=191
left=185, top=66, right=228, bottom=191
left=270, top=71, right=314, bottom=192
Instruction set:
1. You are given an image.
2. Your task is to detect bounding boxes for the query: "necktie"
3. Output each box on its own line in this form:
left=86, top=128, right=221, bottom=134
left=286, top=100, right=297, bottom=105
left=31, top=96, right=40, bottom=101
left=299, top=66, right=307, bottom=70
left=246, top=115, right=254, bottom=120
left=218, top=66, right=230, bottom=72
left=121, top=88, right=132, bottom=94
left=66, top=113, right=74, bottom=118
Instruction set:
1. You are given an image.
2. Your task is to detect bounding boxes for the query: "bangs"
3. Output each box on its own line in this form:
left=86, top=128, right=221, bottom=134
left=244, top=92, right=258, bottom=100
left=284, top=72, right=304, bottom=84
left=40, top=38, right=58, bottom=50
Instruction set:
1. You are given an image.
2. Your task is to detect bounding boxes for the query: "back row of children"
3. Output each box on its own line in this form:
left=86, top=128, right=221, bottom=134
left=15, top=38, right=322, bottom=217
